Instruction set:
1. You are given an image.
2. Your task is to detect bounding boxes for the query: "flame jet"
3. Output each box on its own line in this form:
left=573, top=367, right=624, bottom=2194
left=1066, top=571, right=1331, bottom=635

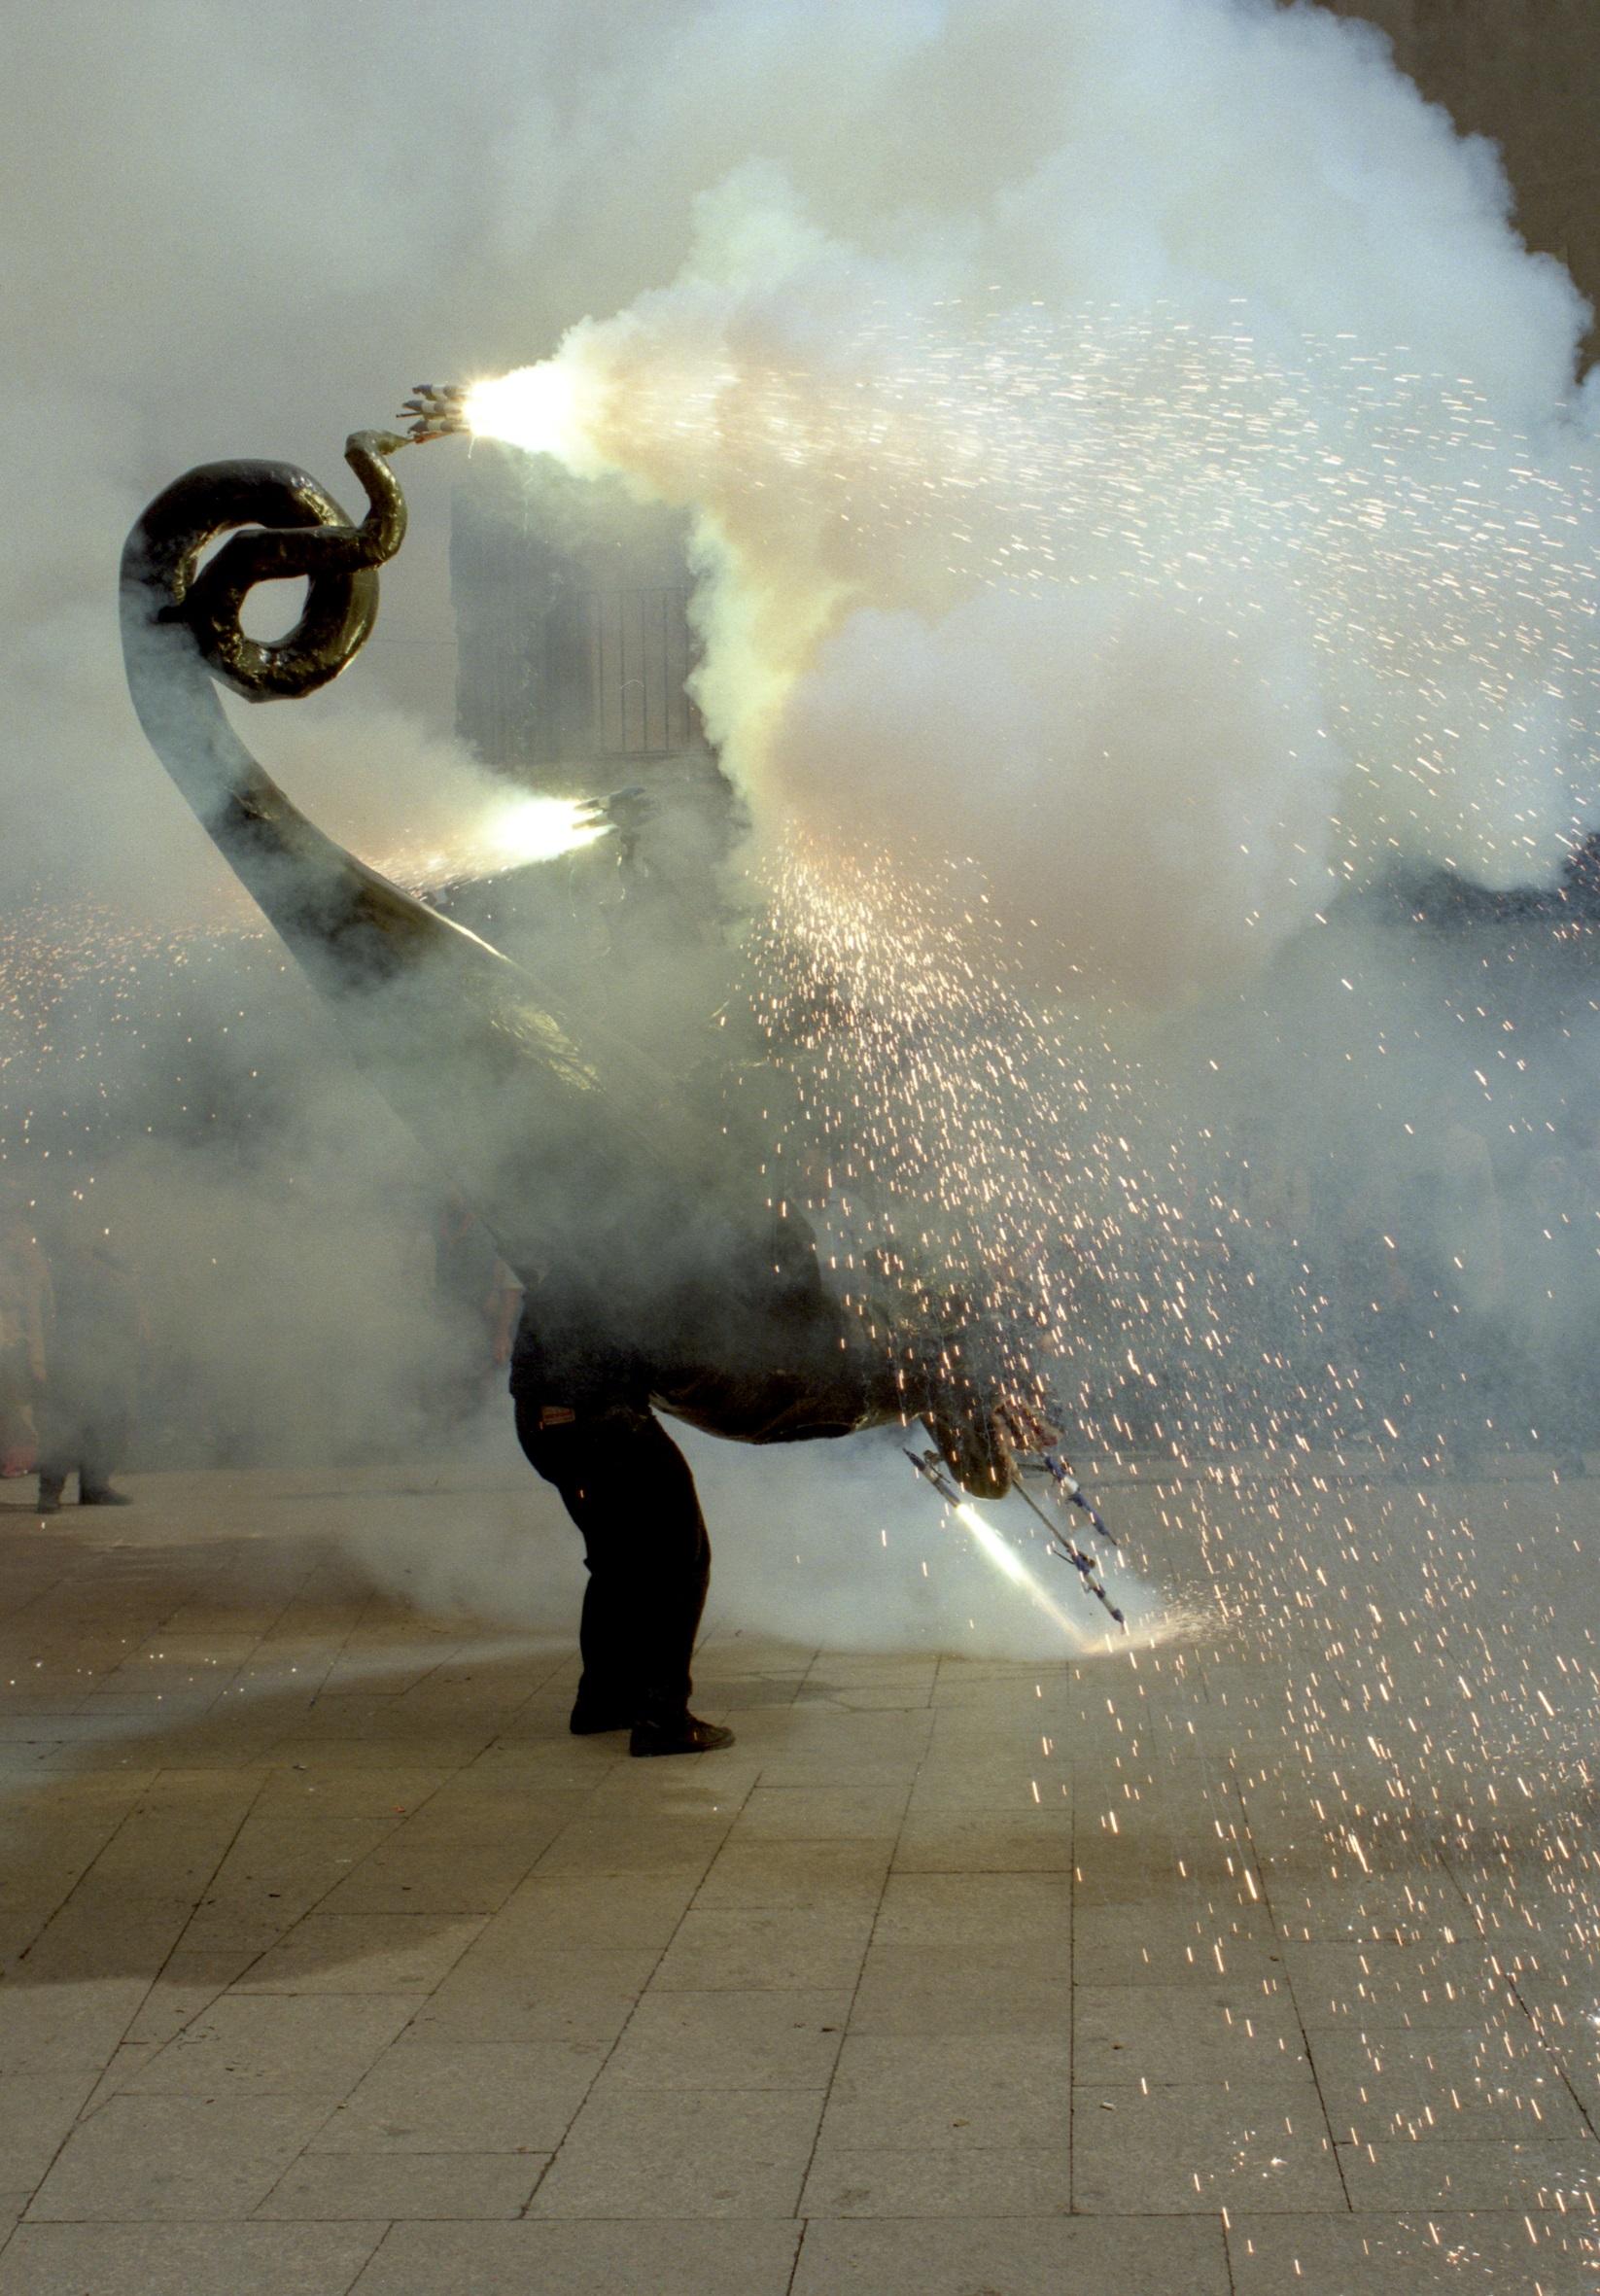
left=119, top=426, right=1019, bottom=1490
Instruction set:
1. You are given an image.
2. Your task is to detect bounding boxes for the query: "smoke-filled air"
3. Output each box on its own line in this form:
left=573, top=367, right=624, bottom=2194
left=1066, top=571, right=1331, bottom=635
left=468, top=10, right=1597, bottom=1003
left=17, top=10, right=1600, bottom=2241
left=10, top=0, right=1600, bottom=1715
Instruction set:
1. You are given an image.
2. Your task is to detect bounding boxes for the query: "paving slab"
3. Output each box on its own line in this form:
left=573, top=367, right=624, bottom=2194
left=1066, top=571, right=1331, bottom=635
left=405, top=1946, right=660, bottom=2046
left=1282, top=1939, right=1517, bottom=2031
left=907, top=1767, right=1075, bottom=1810
left=229, top=1913, right=486, bottom=1995
left=1070, top=2082, right=1345, bottom=2212
left=892, top=1811, right=1076, bottom=1871
left=309, top=2038, right=605, bottom=2154
left=603, top=1988, right=850, bottom=2088
left=819, top=2035, right=1072, bottom=2153
left=0, top=2073, right=97, bottom=2189
left=0, top=2222, right=385, bottom=2296
left=1073, top=1981, right=1311, bottom=2083
left=792, top=2216, right=1231, bottom=2291
left=255, top=2151, right=544, bottom=2219
left=1310, top=2027, right=1588, bottom=2145
left=578, top=1764, right=761, bottom=1814
left=1269, top=1868, right=1477, bottom=1945
left=850, top=1945, right=1073, bottom=2036
left=316, top=1845, right=541, bottom=1915
left=799, top=2144, right=1075, bottom=2217
left=1336, top=2137, right=1600, bottom=2209
left=871, top=1870, right=1071, bottom=1949
left=346, top=2218, right=803, bottom=2293
left=0, top=1980, right=154, bottom=2076
left=733, top=1786, right=910, bottom=1841
left=119, top=1993, right=414, bottom=2097
left=534, top=1817, right=732, bottom=1875
left=693, top=1837, right=892, bottom=1908
left=528, top=2086, right=823, bottom=2217
left=651, top=1904, right=873, bottom=1991
left=121, top=1941, right=272, bottom=2045
left=25, top=2092, right=335, bottom=2220
left=487, top=1873, right=697, bottom=1950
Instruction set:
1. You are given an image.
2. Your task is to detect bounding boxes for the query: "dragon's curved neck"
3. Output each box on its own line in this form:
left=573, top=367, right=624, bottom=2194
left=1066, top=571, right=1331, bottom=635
left=120, top=434, right=508, bottom=1001
left=118, top=434, right=645, bottom=1271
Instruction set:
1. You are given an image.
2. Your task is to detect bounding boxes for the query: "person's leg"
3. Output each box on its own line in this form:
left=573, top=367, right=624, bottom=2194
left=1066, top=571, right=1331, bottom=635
left=0, top=1352, right=36, bottom=1478
left=36, top=1384, right=79, bottom=1511
left=79, top=1404, right=132, bottom=1505
left=514, top=1396, right=722, bottom=1746
left=580, top=1414, right=710, bottom=1722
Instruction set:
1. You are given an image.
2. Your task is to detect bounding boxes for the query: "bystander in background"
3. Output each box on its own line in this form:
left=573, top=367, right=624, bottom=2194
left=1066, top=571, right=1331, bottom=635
left=37, top=1199, right=144, bottom=1513
left=0, top=1190, right=51, bottom=1480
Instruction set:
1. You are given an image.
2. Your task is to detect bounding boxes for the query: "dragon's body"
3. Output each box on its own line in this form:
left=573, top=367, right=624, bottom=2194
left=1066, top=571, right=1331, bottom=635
left=121, top=429, right=1010, bottom=1473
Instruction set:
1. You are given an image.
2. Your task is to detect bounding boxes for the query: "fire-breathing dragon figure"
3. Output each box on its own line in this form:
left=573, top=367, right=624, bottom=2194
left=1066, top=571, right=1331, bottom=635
left=119, top=417, right=1035, bottom=1497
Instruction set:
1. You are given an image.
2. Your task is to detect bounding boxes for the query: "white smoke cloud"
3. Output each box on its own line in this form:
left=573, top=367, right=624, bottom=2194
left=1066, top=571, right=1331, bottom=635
left=462, top=0, right=1597, bottom=999
left=768, top=581, right=1345, bottom=995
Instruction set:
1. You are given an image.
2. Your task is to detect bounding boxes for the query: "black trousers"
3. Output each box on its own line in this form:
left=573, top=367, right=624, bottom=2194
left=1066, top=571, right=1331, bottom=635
left=513, top=1394, right=711, bottom=1721
left=39, top=1383, right=127, bottom=1498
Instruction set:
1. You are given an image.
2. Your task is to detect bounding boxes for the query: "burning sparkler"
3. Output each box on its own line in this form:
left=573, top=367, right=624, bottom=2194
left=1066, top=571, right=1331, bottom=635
left=403, top=373, right=590, bottom=464
left=906, top=1440, right=1127, bottom=1632
left=476, top=793, right=611, bottom=871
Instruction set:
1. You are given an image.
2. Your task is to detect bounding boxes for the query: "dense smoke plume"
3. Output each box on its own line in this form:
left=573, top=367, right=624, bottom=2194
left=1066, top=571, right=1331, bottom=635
left=476, top=84, right=1595, bottom=1001
left=6, top=1, right=1600, bottom=1652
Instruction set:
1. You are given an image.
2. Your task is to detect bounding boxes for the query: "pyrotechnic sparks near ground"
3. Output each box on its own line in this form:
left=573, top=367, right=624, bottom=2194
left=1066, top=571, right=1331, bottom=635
left=741, top=829, right=1345, bottom=1475
left=712, top=806, right=1600, bottom=2180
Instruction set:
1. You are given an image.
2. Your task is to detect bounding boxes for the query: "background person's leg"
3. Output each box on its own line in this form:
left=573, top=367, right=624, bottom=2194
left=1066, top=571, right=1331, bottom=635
left=37, top=1382, right=88, bottom=1509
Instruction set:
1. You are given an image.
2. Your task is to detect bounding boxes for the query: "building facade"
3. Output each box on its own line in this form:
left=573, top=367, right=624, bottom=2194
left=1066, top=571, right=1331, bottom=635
left=452, top=450, right=706, bottom=791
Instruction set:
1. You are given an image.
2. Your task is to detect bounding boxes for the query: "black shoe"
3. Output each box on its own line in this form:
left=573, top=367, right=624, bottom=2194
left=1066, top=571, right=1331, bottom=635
left=629, top=1714, right=736, bottom=1758
left=569, top=1701, right=635, bottom=1736
left=80, top=1487, right=132, bottom=1507
left=36, top=1484, right=61, bottom=1516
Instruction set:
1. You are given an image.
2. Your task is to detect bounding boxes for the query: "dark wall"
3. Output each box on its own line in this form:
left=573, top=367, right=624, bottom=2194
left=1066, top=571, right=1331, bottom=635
left=453, top=451, right=704, bottom=783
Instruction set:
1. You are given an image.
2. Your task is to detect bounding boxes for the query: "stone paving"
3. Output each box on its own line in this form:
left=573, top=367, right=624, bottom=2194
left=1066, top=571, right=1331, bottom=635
left=0, top=1459, right=1597, bottom=2292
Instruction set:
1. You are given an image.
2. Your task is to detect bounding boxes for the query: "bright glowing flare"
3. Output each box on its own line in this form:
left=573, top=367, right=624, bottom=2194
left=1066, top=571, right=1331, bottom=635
left=467, top=361, right=590, bottom=464
left=952, top=1500, right=1085, bottom=1643
left=484, top=795, right=610, bottom=867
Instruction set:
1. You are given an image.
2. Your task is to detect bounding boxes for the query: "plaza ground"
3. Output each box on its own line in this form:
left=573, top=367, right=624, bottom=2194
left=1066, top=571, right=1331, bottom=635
left=0, top=1455, right=1597, bottom=2293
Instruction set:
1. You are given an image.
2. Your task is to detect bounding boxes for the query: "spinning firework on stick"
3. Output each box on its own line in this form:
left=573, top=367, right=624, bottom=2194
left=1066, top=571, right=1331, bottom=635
left=906, top=1441, right=1127, bottom=1632
left=400, top=383, right=470, bottom=444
